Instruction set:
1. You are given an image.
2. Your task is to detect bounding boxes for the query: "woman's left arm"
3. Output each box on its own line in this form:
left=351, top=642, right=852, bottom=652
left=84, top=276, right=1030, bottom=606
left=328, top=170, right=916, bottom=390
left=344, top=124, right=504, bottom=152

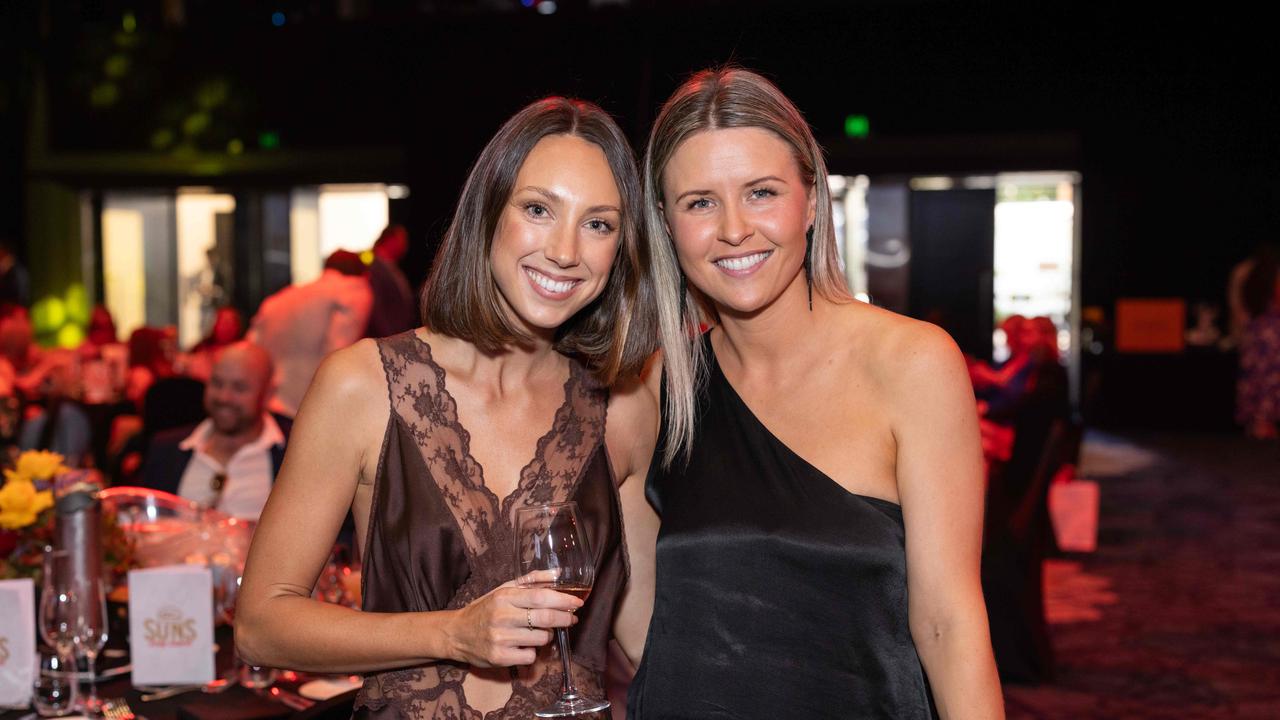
left=892, top=324, right=1004, bottom=720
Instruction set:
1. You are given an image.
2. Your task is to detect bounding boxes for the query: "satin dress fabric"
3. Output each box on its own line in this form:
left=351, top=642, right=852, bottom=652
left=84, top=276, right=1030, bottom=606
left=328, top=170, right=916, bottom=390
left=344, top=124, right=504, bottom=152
left=353, top=332, right=627, bottom=720
left=628, top=338, right=937, bottom=719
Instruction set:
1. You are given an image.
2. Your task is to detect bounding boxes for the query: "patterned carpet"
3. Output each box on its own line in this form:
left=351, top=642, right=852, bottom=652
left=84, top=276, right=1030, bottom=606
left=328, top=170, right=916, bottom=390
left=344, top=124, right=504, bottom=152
left=1003, top=432, right=1280, bottom=719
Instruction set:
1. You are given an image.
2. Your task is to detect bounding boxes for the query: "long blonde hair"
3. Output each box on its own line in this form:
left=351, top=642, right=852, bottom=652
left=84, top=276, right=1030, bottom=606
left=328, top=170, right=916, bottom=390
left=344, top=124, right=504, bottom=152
left=645, top=67, right=851, bottom=466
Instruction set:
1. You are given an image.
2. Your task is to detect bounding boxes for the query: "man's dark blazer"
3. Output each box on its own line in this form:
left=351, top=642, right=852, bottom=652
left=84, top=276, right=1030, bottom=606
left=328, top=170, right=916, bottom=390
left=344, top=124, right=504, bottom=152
left=139, top=414, right=293, bottom=496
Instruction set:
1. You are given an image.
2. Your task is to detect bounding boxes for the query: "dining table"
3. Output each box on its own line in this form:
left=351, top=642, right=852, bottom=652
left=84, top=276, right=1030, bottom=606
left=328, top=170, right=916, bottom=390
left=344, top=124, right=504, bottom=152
left=1, top=624, right=356, bottom=720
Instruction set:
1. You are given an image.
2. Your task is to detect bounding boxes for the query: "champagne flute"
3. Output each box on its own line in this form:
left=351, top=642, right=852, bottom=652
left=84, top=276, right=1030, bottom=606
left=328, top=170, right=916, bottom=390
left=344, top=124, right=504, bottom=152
left=69, top=578, right=109, bottom=717
left=38, top=549, right=78, bottom=659
left=39, top=548, right=102, bottom=716
left=514, top=501, right=608, bottom=717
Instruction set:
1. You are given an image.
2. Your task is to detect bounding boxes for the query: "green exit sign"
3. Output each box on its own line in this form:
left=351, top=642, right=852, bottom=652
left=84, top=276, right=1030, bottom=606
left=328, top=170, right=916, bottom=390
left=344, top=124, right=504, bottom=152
left=844, top=114, right=870, bottom=139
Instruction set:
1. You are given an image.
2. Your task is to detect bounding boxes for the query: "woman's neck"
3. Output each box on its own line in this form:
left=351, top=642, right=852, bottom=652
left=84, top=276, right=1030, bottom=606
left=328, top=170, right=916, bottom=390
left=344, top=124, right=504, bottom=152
left=713, top=274, right=837, bottom=374
left=432, top=331, right=565, bottom=397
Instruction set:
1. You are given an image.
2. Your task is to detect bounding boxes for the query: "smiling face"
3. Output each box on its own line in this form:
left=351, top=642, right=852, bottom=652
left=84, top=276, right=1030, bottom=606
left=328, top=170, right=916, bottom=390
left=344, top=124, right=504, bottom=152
left=661, top=127, right=816, bottom=318
left=488, top=133, right=624, bottom=337
left=204, top=343, right=272, bottom=436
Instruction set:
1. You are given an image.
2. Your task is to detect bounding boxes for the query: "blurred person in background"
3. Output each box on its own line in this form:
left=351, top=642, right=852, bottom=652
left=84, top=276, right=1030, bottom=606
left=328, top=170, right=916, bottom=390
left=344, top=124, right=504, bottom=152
left=0, top=303, right=60, bottom=400
left=124, top=326, right=178, bottom=410
left=192, top=306, right=245, bottom=353
left=18, top=351, right=92, bottom=466
left=109, top=326, right=182, bottom=478
left=0, top=303, right=37, bottom=397
left=77, top=305, right=128, bottom=404
left=1236, top=244, right=1280, bottom=440
left=366, top=224, right=418, bottom=338
left=248, top=250, right=372, bottom=417
left=84, top=304, right=119, bottom=349
left=140, top=341, right=288, bottom=521
left=969, top=315, right=1034, bottom=413
left=1227, top=242, right=1277, bottom=348
left=980, top=315, right=1069, bottom=686
left=0, top=240, right=29, bottom=307
left=183, top=306, right=246, bottom=381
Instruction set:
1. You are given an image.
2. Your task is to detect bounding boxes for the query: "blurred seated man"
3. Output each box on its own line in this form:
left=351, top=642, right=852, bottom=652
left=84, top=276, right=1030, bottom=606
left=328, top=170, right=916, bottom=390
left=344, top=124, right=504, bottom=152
left=140, top=342, right=290, bottom=522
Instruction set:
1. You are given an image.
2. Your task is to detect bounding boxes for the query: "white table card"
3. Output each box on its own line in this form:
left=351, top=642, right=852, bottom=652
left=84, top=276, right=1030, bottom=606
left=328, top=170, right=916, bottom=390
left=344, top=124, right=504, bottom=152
left=0, top=579, right=35, bottom=708
left=127, top=565, right=215, bottom=686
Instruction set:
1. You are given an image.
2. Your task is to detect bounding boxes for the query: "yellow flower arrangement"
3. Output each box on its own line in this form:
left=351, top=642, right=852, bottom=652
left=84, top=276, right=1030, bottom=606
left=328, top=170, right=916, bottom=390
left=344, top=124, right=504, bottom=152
left=3, top=449, right=70, bottom=486
left=0, top=478, right=54, bottom=530
left=0, top=450, right=65, bottom=530
left=0, top=451, right=136, bottom=582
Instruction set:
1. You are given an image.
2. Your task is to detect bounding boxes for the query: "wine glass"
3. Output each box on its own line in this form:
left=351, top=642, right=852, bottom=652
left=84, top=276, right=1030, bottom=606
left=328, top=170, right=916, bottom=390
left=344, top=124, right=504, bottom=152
left=38, top=550, right=78, bottom=658
left=39, top=548, right=106, bottom=716
left=513, top=501, right=608, bottom=717
left=69, top=578, right=109, bottom=717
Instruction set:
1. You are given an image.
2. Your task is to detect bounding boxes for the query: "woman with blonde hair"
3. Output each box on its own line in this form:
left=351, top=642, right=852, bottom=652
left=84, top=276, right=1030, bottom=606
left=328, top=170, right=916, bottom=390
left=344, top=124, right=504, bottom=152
left=236, top=97, right=660, bottom=719
left=630, top=68, right=1004, bottom=718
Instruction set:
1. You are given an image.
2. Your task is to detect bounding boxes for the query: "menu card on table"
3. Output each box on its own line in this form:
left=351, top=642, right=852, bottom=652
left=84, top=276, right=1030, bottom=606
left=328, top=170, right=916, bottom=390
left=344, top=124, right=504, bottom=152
left=128, top=565, right=216, bottom=686
left=0, top=579, right=35, bottom=708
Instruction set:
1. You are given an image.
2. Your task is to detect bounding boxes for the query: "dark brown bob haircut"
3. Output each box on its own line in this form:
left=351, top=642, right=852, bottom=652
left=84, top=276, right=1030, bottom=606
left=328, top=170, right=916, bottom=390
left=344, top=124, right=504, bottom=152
left=420, top=97, right=655, bottom=385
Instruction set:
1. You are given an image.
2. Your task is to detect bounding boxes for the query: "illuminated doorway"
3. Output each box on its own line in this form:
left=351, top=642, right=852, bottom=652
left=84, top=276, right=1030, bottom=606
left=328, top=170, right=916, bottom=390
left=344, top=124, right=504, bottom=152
left=99, top=183, right=401, bottom=350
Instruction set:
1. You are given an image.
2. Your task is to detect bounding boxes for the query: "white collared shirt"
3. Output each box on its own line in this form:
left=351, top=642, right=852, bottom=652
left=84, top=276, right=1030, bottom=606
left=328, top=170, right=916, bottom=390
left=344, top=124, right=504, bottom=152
left=175, top=414, right=285, bottom=522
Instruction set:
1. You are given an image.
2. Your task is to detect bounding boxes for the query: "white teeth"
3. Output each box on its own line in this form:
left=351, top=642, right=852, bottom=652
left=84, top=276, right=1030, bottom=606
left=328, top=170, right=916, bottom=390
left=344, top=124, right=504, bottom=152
left=525, top=268, right=578, bottom=294
left=715, top=251, right=771, bottom=271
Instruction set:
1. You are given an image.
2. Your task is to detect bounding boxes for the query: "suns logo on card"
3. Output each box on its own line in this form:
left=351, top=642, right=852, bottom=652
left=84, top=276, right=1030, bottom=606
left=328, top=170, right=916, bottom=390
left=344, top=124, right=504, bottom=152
left=0, top=636, right=9, bottom=666
left=143, top=605, right=198, bottom=647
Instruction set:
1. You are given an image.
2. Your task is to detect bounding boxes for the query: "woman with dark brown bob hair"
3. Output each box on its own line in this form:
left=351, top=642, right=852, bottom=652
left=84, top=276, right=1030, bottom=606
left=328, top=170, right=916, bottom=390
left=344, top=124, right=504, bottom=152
left=237, top=97, right=661, bottom=719
left=628, top=68, right=1004, bottom=718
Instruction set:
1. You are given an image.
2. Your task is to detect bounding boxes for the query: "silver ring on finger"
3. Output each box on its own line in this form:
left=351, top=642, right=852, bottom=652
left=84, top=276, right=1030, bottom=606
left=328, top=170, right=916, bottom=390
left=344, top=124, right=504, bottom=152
left=526, top=608, right=534, bottom=631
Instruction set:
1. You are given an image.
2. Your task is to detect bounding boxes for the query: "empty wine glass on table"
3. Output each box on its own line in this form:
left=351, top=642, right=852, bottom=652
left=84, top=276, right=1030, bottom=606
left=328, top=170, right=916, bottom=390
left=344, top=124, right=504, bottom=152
left=39, top=550, right=78, bottom=660
left=514, top=501, right=607, bottom=718
left=70, top=577, right=109, bottom=717
left=39, top=547, right=107, bottom=717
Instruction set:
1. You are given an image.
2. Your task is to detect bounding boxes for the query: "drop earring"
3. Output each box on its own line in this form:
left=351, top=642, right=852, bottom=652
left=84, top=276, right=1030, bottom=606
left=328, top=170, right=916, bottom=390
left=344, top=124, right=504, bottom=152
left=804, top=225, right=814, bottom=311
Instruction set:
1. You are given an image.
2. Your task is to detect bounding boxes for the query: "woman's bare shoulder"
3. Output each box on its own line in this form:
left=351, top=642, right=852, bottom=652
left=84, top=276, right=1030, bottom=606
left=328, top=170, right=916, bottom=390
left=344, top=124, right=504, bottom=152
left=311, top=338, right=387, bottom=401
left=605, top=367, right=660, bottom=485
left=290, top=339, right=393, bottom=444
left=834, top=301, right=964, bottom=386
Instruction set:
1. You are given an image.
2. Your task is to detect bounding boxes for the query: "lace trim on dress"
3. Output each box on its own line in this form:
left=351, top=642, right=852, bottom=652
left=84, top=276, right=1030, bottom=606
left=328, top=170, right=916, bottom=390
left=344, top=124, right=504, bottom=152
left=354, top=332, right=609, bottom=720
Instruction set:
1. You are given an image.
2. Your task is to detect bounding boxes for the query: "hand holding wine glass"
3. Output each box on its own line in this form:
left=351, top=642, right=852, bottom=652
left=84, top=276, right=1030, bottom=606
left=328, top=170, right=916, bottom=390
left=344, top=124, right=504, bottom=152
left=445, top=573, right=580, bottom=669
left=514, top=501, right=608, bottom=717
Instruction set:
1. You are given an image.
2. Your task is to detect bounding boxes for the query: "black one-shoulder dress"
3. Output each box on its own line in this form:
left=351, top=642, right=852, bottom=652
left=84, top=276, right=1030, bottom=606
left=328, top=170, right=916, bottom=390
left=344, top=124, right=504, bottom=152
left=628, top=337, right=937, bottom=719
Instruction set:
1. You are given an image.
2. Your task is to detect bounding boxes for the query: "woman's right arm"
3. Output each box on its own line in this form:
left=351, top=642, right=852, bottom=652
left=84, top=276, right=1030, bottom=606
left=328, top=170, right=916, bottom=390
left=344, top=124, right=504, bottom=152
left=235, top=340, right=581, bottom=673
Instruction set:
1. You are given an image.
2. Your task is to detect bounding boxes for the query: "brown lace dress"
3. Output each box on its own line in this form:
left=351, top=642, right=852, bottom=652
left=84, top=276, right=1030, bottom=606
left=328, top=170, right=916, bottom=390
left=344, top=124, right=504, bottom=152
left=353, top=332, right=628, bottom=719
